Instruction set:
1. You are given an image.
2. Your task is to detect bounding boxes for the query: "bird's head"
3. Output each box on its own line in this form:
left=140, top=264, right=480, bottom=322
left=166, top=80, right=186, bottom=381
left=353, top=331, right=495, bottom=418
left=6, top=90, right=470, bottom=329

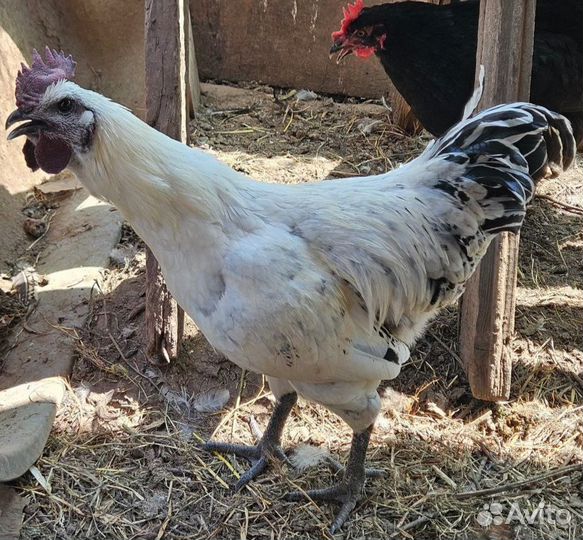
left=330, top=0, right=387, bottom=63
left=5, top=48, right=96, bottom=174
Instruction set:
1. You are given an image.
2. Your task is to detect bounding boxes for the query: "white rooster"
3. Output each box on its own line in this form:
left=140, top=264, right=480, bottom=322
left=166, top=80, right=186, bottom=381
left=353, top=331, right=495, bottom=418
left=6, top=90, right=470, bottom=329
left=6, top=49, right=575, bottom=532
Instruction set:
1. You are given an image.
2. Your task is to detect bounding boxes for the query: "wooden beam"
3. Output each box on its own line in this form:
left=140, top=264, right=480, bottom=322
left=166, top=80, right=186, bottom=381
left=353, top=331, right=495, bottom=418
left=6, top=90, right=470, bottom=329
left=184, top=1, right=201, bottom=118
left=459, top=0, right=536, bottom=401
left=144, top=0, right=187, bottom=362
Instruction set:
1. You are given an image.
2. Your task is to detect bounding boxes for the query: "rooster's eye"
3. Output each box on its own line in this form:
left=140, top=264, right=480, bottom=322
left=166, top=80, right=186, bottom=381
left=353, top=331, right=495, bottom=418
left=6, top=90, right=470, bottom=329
left=355, top=29, right=367, bottom=38
left=58, top=98, right=74, bottom=114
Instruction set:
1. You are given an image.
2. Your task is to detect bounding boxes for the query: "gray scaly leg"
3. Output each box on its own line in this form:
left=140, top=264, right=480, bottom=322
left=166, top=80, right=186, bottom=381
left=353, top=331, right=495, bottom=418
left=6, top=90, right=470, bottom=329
left=287, top=424, right=375, bottom=534
left=201, top=392, right=297, bottom=490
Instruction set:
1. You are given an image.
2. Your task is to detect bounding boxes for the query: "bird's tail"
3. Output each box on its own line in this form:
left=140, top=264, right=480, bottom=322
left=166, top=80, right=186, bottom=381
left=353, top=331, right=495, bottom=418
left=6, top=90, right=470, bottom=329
left=424, top=102, right=576, bottom=234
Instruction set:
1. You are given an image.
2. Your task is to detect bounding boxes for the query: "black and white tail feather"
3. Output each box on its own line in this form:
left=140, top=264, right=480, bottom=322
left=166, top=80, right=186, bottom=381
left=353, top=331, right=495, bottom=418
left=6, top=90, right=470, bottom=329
left=294, top=99, right=575, bottom=338
left=365, top=103, right=575, bottom=364
left=424, top=101, right=575, bottom=234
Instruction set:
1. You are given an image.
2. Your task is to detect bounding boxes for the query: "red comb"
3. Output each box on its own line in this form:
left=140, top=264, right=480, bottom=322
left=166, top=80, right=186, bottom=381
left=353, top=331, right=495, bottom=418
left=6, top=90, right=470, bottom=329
left=332, top=0, right=365, bottom=40
left=15, top=47, right=76, bottom=110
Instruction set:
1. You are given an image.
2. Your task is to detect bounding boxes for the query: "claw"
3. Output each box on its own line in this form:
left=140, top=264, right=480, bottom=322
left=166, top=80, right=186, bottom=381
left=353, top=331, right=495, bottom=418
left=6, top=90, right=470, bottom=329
left=286, top=480, right=365, bottom=534
left=235, top=456, right=268, bottom=490
left=248, top=415, right=264, bottom=441
left=331, top=499, right=359, bottom=534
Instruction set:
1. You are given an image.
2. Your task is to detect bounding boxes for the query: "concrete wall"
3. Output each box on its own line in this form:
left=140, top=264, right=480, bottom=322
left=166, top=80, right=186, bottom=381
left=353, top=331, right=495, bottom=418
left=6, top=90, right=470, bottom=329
left=190, top=0, right=392, bottom=98
left=1, top=0, right=61, bottom=267
left=0, top=0, right=145, bottom=271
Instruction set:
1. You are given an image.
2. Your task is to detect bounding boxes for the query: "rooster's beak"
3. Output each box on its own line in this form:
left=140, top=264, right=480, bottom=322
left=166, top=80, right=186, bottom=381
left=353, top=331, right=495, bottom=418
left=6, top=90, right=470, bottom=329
left=5, top=109, right=28, bottom=130
left=329, top=41, right=353, bottom=63
left=330, top=41, right=345, bottom=55
left=5, top=109, right=45, bottom=140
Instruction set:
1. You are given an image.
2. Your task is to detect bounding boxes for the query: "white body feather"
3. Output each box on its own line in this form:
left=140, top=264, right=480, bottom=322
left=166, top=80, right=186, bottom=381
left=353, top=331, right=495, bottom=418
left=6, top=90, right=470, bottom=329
left=48, top=81, right=571, bottom=431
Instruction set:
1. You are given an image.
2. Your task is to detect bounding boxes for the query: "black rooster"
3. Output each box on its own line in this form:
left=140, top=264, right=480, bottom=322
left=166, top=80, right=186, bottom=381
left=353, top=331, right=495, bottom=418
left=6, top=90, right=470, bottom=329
left=331, top=0, right=583, bottom=146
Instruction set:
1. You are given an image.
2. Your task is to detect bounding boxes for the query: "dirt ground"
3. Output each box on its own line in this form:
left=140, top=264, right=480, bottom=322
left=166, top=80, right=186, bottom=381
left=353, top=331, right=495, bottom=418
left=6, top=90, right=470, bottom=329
left=8, top=83, right=583, bottom=540
left=0, top=182, right=70, bottom=358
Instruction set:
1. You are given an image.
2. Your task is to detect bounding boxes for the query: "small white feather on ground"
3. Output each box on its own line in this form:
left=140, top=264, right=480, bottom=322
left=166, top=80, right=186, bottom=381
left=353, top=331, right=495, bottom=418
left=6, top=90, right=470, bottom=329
left=290, top=444, right=332, bottom=472
left=193, top=388, right=230, bottom=413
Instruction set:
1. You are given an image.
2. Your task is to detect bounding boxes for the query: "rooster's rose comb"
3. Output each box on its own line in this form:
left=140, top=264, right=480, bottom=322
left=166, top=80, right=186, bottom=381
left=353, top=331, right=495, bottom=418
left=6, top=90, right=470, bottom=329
left=332, top=0, right=365, bottom=40
left=15, top=47, right=76, bottom=110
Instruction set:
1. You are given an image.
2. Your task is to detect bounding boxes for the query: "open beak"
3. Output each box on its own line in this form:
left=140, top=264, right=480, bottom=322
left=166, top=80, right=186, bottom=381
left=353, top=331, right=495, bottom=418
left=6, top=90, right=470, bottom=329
left=5, top=109, right=46, bottom=140
left=329, top=41, right=353, bottom=64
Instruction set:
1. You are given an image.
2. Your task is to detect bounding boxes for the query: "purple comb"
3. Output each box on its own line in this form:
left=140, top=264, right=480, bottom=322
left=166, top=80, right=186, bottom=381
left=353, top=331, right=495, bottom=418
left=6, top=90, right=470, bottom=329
left=15, top=47, right=76, bottom=110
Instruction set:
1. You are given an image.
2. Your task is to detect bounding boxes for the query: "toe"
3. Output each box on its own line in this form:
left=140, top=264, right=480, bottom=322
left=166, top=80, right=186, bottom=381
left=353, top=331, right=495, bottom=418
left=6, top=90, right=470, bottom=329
left=285, top=484, right=347, bottom=503
left=201, top=441, right=261, bottom=461
left=364, top=467, right=385, bottom=478
left=234, top=456, right=268, bottom=490
left=284, top=490, right=303, bottom=502
left=286, top=483, right=361, bottom=533
left=330, top=498, right=358, bottom=534
left=268, top=444, right=291, bottom=464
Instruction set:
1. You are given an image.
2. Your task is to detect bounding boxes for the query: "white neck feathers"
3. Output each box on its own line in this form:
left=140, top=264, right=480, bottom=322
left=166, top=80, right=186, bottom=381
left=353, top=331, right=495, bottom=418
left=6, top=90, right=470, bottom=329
left=71, top=93, right=253, bottom=233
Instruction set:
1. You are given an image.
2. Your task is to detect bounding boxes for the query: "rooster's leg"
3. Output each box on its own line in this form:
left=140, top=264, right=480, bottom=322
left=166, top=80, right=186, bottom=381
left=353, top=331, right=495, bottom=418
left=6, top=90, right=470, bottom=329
left=201, top=392, right=297, bottom=490
left=286, top=424, right=374, bottom=534
left=326, top=455, right=384, bottom=478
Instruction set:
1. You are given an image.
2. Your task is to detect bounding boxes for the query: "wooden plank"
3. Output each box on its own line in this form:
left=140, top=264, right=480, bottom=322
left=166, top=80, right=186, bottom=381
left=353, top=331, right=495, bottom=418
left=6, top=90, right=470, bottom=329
left=459, top=0, right=536, bottom=401
left=0, top=485, right=26, bottom=540
left=184, top=1, right=201, bottom=117
left=144, top=0, right=187, bottom=361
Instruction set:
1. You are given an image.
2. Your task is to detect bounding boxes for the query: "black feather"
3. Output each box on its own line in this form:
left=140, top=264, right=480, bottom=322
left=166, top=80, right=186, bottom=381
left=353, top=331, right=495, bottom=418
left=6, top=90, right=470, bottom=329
left=431, top=103, right=575, bottom=235
left=349, top=0, right=583, bottom=145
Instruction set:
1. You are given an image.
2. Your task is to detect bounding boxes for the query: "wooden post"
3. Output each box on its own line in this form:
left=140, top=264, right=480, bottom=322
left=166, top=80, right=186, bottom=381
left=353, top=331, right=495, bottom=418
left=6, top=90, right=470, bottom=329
left=185, top=0, right=201, bottom=118
left=459, top=0, right=536, bottom=400
left=144, top=0, right=199, bottom=361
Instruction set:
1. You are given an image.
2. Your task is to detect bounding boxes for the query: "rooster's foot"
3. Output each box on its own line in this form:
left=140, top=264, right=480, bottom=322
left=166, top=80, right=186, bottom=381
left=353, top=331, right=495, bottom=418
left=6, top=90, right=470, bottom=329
left=286, top=425, right=376, bottom=533
left=201, top=437, right=289, bottom=490
left=286, top=476, right=365, bottom=534
left=200, top=392, right=297, bottom=490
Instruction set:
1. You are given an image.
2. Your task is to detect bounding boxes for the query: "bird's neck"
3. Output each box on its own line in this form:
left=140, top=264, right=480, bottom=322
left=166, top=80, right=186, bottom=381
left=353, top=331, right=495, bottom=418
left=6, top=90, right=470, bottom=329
left=69, top=100, right=256, bottom=250
left=372, top=1, right=478, bottom=135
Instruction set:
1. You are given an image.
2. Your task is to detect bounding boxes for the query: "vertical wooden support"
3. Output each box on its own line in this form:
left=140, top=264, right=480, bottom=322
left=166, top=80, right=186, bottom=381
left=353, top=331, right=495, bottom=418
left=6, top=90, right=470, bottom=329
left=184, top=0, right=201, bottom=118
left=459, top=0, right=536, bottom=400
left=144, top=0, right=188, bottom=362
